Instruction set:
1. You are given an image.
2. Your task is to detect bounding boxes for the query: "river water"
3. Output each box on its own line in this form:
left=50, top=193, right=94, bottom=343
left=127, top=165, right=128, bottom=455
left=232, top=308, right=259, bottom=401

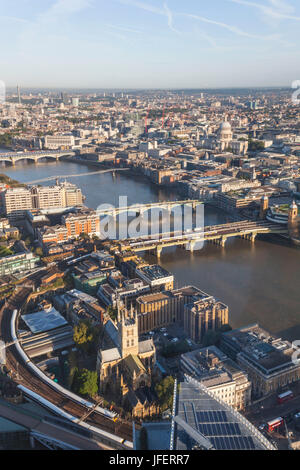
left=2, top=159, right=300, bottom=342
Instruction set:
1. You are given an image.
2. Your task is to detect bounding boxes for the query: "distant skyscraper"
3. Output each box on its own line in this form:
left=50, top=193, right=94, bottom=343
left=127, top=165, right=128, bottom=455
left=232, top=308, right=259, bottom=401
left=72, top=97, right=79, bottom=107
left=17, top=85, right=21, bottom=105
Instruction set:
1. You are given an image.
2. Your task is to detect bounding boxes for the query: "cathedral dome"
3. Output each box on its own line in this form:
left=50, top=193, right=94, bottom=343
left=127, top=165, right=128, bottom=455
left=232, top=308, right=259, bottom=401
left=219, top=121, right=232, bottom=132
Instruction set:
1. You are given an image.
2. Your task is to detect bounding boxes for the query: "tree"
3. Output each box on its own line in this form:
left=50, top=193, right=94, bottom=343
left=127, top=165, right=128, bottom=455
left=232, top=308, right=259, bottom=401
left=248, top=139, right=265, bottom=152
left=0, top=246, right=13, bottom=258
left=155, top=376, right=175, bottom=411
left=73, top=321, right=94, bottom=352
left=73, top=320, right=100, bottom=354
left=35, top=247, right=43, bottom=257
left=72, top=369, right=98, bottom=397
left=107, top=305, right=118, bottom=322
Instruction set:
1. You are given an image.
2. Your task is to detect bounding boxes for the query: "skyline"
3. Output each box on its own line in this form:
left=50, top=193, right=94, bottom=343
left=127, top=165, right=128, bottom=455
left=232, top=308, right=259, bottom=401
left=1, top=0, right=300, bottom=89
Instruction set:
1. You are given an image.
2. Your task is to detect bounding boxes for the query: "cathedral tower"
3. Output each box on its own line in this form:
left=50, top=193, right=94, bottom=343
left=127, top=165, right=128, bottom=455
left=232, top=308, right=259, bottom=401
left=117, top=306, right=139, bottom=358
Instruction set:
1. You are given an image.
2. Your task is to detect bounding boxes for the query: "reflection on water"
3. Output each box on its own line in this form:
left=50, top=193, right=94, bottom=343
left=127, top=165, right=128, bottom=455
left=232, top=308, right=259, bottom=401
left=3, top=160, right=300, bottom=342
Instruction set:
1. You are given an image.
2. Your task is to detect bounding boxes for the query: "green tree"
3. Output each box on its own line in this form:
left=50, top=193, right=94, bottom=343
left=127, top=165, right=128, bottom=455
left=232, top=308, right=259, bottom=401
left=107, top=305, right=118, bottom=321
left=0, top=246, right=13, bottom=258
left=73, top=321, right=94, bottom=352
left=155, top=376, right=175, bottom=411
left=73, top=320, right=99, bottom=353
left=35, top=247, right=43, bottom=256
left=72, top=369, right=98, bottom=397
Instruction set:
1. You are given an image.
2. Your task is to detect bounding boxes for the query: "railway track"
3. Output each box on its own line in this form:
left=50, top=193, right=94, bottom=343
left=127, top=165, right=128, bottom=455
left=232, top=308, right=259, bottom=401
left=0, top=286, right=134, bottom=443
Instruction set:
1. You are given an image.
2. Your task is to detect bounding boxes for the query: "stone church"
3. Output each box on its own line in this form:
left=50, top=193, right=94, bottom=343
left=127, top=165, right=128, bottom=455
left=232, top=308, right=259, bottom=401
left=97, top=306, right=157, bottom=417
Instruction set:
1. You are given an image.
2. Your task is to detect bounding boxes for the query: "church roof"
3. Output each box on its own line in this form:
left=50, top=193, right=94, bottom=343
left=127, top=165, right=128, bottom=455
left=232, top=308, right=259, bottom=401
left=101, top=347, right=121, bottom=363
left=104, top=320, right=119, bottom=347
left=138, top=339, right=155, bottom=355
left=124, top=354, right=146, bottom=375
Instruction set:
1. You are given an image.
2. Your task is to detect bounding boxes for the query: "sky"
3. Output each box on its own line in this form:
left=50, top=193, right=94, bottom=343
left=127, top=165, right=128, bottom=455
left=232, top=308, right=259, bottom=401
left=0, top=0, right=300, bottom=89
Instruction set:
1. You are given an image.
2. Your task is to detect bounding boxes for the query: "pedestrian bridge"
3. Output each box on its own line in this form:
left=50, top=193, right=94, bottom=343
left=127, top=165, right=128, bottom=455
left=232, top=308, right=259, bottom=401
left=96, top=199, right=202, bottom=218
left=0, top=150, right=75, bottom=165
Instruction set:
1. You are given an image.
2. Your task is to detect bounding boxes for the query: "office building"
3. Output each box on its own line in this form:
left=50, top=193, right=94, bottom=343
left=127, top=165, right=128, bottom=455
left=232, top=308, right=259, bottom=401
left=220, top=324, right=300, bottom=398
left=184, top=295, right=229, bottom=343
left=0, top=252, right=40, bottom=276
left=44, top=135, right=75, bottom=150
left=135, top=265, right=174, bottom=292
left=180, top=346, right=251, bottom=410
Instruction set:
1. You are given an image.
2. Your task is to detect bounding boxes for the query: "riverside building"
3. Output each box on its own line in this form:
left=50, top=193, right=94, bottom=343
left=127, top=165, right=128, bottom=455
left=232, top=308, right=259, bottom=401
left=220, top=324, right=300, bottom=398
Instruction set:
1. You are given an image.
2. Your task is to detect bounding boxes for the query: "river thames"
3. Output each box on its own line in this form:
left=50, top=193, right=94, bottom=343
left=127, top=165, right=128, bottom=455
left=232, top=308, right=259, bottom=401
left=2, top=159, right=300, bottom=342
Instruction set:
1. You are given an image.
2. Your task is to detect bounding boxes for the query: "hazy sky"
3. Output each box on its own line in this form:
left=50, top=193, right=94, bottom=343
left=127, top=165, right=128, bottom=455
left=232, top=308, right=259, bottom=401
left=1, top=0, right=300, bottom=88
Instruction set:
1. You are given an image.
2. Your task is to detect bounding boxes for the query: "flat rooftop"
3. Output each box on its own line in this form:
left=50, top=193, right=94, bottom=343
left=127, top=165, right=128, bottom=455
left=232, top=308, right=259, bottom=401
left=138, top=265, right=173, bottom=281
left=222, top=324, right=294, bottom=373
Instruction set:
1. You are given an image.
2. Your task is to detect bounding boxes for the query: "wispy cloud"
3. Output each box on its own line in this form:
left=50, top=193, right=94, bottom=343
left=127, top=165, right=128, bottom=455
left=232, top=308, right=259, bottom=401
left=118, top=0, right=180, bottom=33
left=181, top=12, right=283, bottom=41
left=0, top=15, right=31, bottom=24
left=163, top=2, right=181, bottom=34
left=45, top=0, right=93, bottom=17
left=227, top=0, right=300, bottom=21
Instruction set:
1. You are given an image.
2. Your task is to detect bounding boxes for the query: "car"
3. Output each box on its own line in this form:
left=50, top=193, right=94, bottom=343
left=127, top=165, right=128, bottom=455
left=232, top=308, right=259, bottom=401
left=163, top=333, right=168, bottom=337
left=160, top=328, right=167, bottom=332
left=149, top=331, right=155, bottom=336
left=259, top=424, right=266, bottom=431
left=171, top=338, right=179, bottom=343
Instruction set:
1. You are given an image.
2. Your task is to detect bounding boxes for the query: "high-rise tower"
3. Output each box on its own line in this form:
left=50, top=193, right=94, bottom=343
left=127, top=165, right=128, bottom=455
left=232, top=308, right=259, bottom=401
left=17, top=85, right=21, bottom=105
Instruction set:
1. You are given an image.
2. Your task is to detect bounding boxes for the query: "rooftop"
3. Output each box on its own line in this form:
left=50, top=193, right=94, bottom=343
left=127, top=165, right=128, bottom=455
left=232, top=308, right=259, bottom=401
left=21, top=307, right=68, bottom=334
left=173, top=377, right=274, bottom=451
left=222, top=324, right=295, bottom=374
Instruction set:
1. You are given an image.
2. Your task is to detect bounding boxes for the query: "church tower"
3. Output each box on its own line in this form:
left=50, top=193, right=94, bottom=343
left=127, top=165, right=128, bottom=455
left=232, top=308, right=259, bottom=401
left=289, top=201, right=298, bottom=224
left=260, top=195, right=269, bottom=220
left=117, top=305, right=139, bottom=358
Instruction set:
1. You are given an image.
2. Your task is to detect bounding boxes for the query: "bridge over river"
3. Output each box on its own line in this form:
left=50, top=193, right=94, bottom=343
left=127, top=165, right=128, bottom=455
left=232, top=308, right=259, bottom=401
left=0, top=150, right=75, bottom=166
left=126, top=220, right=288, bottom=257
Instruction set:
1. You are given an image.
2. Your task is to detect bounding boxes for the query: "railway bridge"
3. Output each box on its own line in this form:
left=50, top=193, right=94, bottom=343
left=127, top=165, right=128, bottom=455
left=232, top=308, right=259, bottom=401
left=128, top=220, right=288, bottom=258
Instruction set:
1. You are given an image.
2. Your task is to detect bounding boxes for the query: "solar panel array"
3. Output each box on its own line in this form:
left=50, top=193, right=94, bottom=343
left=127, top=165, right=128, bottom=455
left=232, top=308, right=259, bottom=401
left=175, top=380, right=270, bottom=450
left=210, top=436, right=255, bottom=450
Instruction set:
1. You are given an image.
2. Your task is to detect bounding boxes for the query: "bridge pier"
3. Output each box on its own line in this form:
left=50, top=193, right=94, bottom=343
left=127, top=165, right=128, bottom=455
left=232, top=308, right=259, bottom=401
left=156, top=246, right=162, bottom=259
left=242, top=233, right=257, bottom=243
left=185, top=240, right=196, bottom=253
left=220, top=236, right=227, bottom=247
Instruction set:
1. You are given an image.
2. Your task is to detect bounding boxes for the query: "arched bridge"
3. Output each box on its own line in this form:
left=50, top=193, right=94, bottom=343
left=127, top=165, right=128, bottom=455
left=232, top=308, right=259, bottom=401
left=0, top=150, right=75, bottom=166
